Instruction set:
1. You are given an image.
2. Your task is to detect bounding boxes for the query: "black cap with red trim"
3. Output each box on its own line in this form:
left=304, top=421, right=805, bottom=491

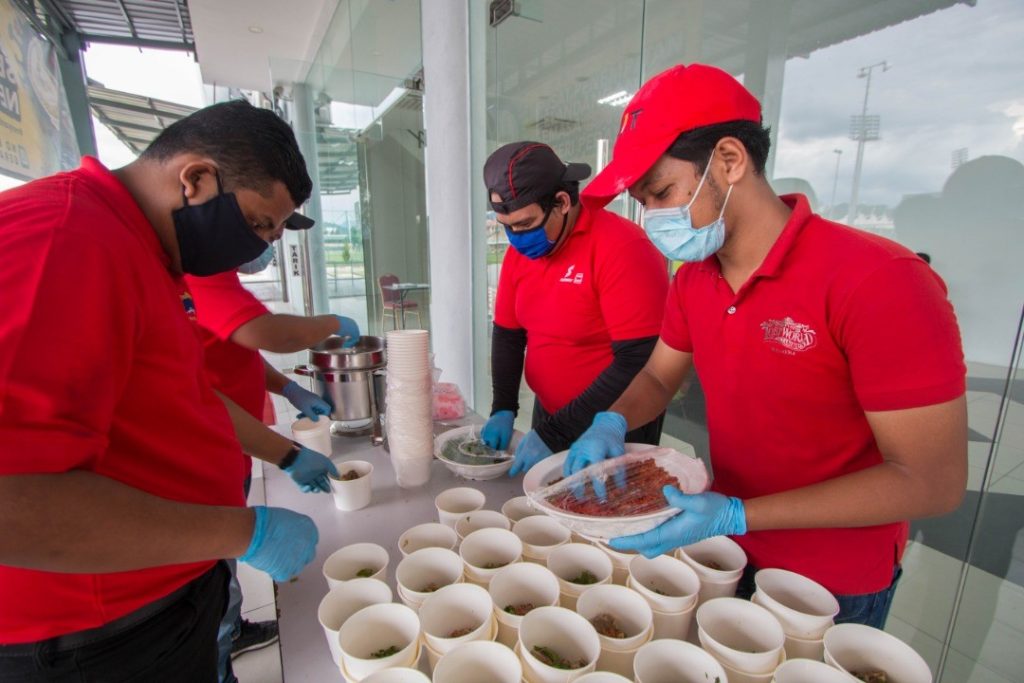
left=484, top=142, right=591, bottom=214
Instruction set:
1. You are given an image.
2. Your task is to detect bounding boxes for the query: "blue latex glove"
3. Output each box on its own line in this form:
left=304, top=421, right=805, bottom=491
left=335, top=315, right=361, bottom=348
left=239, top=506, right=319, bottom=581
left=610, top=487, right=747, bottom=558
left=508, top=429, right=553, bottom=477
left=283, top=446, right=339, bottom=493
left=481, top=410, right=515, bottom=451
left=282, top=380, right=331, bottom=421
left=564, top=412, right=628, bottom=476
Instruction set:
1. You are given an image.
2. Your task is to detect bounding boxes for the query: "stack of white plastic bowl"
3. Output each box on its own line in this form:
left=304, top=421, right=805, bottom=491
left=418, top=583, right=498, bottom=671
left=696, top=597, right=787, bottom=683
left=385, top=330, right=434, bottom=488
left=488, top=562, right=562, bottom=648
left=627, top=554, right=701, bottom=641
left=677, top=535, right=748, bottom=606
left=317, top=578, right=394, bottom=667
left=752, top=568, right=839, bottom=662
left=395, top=547, right=465, bottom=611
left=574, top=584, right=654, bottom=678
left=823, top=623, right=933, bottom=683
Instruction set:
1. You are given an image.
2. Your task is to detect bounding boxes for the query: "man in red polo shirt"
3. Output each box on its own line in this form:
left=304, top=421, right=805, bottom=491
left=479, top=143, right=669, bottom=473
left=0, top=100, right=323, bottom=680
left=186, top=263, right=359, bottom=678
left=567, top=64, right=967, bottom=627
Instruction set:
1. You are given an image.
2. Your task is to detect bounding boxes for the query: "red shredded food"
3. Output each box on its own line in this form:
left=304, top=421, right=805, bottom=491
left=546, top=458, right=678, bottom=517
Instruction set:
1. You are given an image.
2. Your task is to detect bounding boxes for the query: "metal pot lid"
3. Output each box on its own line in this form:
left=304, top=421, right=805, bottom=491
left=309, top=335, right=386, bottom=371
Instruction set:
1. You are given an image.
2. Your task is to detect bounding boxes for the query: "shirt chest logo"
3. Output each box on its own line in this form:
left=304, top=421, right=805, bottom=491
left=180, top=292, right=197, bottom=322
left=559, top=264, right=584, bottom=285
left=760, top=316, right=817, bottom=354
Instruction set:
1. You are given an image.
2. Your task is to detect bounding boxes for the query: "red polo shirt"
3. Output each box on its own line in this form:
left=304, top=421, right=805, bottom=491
left=185, top=272, right=272, bottom=421
left=660, top=195, right=965, bottom=594
left=0, top=158, right=247, bottom=643
left=494, top=205, right=668, bottom=414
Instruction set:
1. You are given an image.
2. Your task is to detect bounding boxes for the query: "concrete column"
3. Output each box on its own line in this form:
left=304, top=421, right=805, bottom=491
left=58, top=32, right=97, bottom=158
left=421, top=0, right=474, bottom=401
left=290, top=82, right=330, bottom=315
left=742, top=0, right=792, bottom=180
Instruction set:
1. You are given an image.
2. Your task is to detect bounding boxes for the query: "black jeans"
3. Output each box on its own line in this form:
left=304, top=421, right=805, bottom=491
left=0, top=562, right=230, bottom=682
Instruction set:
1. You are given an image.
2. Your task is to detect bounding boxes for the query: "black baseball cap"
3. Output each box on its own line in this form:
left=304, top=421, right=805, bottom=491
left=285, top=212, right=315, bottom=230
left=484, top=142, right=591, bottom=214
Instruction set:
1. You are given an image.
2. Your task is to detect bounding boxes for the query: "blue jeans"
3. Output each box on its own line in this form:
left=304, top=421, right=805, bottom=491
left=217, top=474, right=252, bottom=683
left=735, top=564, right=903, bottom=629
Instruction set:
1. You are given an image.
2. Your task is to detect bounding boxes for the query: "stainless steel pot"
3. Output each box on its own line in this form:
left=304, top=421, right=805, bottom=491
left=292, top=335, right=387, bottom=443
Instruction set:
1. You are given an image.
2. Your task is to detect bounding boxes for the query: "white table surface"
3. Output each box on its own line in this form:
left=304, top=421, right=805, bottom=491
left=267, top=415, right=524, bottom=681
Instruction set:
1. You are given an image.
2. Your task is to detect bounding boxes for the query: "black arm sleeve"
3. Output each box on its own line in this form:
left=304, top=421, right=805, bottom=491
left=534, top=335, right=658, bottom=452
left=490, top=323, right=527, bottom=416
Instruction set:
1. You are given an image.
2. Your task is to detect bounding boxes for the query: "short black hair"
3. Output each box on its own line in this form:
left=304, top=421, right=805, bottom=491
left=143, top=100, right=312, bottom=206
left=667, top=120, right=771, bottom=177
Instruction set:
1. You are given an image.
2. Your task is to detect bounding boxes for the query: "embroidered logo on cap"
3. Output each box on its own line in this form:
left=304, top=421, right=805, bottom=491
left=760, top=316, right=817, bottom=354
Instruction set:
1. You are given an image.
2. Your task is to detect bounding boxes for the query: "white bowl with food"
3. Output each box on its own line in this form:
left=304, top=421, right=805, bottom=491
left=435, top=425, right=523, bottom=480
left=521, top=446, right=709, bottom=540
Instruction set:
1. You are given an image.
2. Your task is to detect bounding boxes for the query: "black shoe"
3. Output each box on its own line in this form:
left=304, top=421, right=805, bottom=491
left=230, top=619, right=279, bottom=658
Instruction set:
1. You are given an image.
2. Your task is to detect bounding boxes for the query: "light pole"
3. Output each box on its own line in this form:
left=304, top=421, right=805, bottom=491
left=830, top=148, right=843, bottom=216
left=848, top=60, right=890, bottom=224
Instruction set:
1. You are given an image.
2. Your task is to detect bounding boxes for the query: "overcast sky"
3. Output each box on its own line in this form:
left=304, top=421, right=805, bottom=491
left=772, top=0, right=1024, bottom=208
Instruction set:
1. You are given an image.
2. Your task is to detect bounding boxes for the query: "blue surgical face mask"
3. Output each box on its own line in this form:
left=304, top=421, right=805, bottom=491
left=504, top=204, right=567, bottom=260
left=237, top=244, right=275, bottom=274
left=643, top=151, right=732, bottom=263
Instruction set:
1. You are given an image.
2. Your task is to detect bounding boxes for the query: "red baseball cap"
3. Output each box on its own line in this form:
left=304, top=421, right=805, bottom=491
left=582, top=63, right=761, bottom=207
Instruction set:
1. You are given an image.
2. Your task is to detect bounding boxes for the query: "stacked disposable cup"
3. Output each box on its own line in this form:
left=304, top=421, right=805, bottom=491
left=337, top=603, right=422, bottom=681
left=419, top=583, right=498, bottom=670
left=459, top=528, right=523, bottom=587
left=773, top=658, right=860, bottom=683
left=323, top=543, right=390, bottom=590
left=627, top=554, right=700, bottom=641
left=317, top=578, right=393, bottom=666
left=398, top=522, right=459, bottom=557
left=575, top=584, right=654, bottom=678
left=395, top=547, right=465, bottom=611
left=385, top=330, right=434, bottom=488
left=502, top=495, right=542, bottom=523
left=455, top=510, right=511, bottom=541
left=488, top=562, right=561, bottom=647
left=696, top=597, right=787, bottom=682
left=517, top=606, right=601, bottom=682
left=433, top=641, right=522, bottom=683
left=752, top=568, right=839, bottom=662
left=546, top=543, right=613, bottom=611
left=593, top=540, right=639, bottom=585
left=513, top=515, right=571, bottom=564
left=292, top=416, right=332, bottom=455
left=632, top=639, right=729, bottom=683
left=435, top=487, right=486, bottom=528
left=823, top=623, right=933, bottom=683
left=677, top=535, right=748, bottom=606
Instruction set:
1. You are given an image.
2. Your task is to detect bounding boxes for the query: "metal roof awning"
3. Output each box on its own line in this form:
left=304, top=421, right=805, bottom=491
left=18, top=0, right=194, bottom=52
left=87, top=82, right=196, bottom=154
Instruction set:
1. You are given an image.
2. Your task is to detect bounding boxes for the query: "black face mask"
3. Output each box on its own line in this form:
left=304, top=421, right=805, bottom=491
left=172, top=175, right=270, bottom=276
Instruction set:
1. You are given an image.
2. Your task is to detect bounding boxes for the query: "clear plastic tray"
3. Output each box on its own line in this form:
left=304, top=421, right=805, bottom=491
left=522, top=446, right=710, bottom=540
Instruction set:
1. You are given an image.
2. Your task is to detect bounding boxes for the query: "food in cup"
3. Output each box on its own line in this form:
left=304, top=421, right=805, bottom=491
left=568, top=569, right=598, bottom=585
left=447, top=627, right=474, bottom=638
left=590, top=613, right=626, bottom=638
left=370, top=645, right=401, bottom=658
left=420, top=582, right=441, bottom=593
left=503, top=603, right=535, bottom=616
left=696, top=559, right=724, bottom=570
left=852, top=672, right=888, bottom=683
left=483, top=561, right=509, bottom=569
left=338, top=469, right=362, bottom=481
left=356, top=568, right=376, bottom=578
left=531, top=645, right=586, bottom=670
left=545, top=458, right=679, bottom=517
